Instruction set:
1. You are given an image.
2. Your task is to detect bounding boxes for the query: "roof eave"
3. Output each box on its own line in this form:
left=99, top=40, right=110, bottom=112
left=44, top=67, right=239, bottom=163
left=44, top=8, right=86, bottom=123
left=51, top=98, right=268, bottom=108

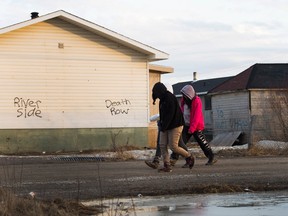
left=197, top=91, right=208, bottom=96
left=209, top=89, right=248, bottom=96
left=175, top=94, right=182, bottom=98
left=149, top=64, right=174, bottom=74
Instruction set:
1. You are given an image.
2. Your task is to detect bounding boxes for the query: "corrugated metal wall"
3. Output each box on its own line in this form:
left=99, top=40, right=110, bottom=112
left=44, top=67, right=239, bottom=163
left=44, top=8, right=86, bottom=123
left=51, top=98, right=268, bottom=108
left=212, top=91, right=251, bottom=138
left=0, top=18, right=149, bottom=129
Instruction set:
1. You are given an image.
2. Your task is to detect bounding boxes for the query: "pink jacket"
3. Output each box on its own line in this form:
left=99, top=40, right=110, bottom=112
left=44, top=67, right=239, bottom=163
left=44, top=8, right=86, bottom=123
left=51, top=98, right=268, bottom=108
left=180, top=96, right=205, bottom=133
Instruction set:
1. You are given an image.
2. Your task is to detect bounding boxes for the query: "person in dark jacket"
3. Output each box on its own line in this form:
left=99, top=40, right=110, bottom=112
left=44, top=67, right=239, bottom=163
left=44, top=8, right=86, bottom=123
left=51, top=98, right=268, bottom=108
left=151, top=82, right=194, bottom=172
left=145, top=84, right=189, bottom=169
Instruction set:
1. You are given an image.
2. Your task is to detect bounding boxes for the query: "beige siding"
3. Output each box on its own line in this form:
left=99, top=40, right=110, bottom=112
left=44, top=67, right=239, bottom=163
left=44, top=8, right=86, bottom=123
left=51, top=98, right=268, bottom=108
left=0, top=18, right=149, bottom=129
left=212, top=91, right=250, bottom=136
left=149, top=72, right=161, bottom=117
left=147, top=72, right=161, bottom=148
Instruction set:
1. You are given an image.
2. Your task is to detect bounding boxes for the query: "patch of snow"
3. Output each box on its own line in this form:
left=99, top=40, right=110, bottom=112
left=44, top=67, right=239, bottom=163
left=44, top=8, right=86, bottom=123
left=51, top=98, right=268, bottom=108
left=257, top=140, right=288, bottom=149
left=212, top=144, right=248, bottom=153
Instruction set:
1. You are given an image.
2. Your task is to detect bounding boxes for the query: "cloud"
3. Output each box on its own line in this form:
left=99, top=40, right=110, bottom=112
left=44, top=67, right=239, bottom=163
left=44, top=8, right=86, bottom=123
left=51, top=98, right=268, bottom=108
left=233, top=21, right=280, bottom=36
left=1, top=0, right=288, bottom=84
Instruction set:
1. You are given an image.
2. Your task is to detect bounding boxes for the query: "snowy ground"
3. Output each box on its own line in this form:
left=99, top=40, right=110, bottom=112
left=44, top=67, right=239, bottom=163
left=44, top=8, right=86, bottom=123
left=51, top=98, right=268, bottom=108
left=0, top=140, right=287, bottom=160
left=256, top=140, right=288, bottom=149
left=91, top=140, right=287, bottom=161
left=117, top=140, right=288, bottom=161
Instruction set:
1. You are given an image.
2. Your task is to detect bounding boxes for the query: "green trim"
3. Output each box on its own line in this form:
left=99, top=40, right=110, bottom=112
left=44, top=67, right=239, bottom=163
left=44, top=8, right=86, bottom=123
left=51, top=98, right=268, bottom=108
left=0, top=128, right=148, bottom=154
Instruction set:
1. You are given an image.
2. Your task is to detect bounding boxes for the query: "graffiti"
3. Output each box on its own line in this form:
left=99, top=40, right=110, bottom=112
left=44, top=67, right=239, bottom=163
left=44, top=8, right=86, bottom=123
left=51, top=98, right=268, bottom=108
left=14, top=97, right=42, bottom=118
left=216, top=108, right=224, bottom=118
left=215, top=108, right=249, bottom=130
left=214, top=108, right=225, bottom=129
left=105, top=99, right=131, bottom=116
left=215, top=120, right=227, bottom=129
left=230, top=118, right=249, bottom=130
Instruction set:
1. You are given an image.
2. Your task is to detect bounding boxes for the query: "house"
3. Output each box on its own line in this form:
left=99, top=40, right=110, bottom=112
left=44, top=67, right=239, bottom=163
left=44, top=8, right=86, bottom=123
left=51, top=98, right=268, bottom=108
left=173, top=76, right=232, bottom=140
left=0, top=10, right=171, bottom=154
left=209, top=63, right=288, bottom=146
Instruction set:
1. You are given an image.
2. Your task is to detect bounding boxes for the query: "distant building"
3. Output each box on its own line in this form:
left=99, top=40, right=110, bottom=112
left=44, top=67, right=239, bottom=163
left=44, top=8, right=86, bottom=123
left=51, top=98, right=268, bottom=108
left=173, top=76, right=232, bottom=139
left=209, top=63, right=288, bottom=145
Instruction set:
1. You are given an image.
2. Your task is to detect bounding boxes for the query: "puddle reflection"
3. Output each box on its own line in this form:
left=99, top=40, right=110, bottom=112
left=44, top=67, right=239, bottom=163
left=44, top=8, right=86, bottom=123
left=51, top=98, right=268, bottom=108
left=83, top=190, right=288, bottom=216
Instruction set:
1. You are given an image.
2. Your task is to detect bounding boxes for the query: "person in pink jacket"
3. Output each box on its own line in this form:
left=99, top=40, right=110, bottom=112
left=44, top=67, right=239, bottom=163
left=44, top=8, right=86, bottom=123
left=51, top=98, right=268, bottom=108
left=180, top=84, right=217, bottom=165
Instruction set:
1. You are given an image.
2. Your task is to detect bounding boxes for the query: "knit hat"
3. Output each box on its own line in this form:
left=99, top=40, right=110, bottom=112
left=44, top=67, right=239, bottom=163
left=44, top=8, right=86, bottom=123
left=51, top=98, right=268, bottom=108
left=152, top=82, right=167, bottom=105
left=180, top=85, right=195, bottom=100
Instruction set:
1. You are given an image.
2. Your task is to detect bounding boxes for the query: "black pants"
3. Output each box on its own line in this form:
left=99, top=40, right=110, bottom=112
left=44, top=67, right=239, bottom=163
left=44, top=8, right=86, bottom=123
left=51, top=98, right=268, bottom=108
left=181, top=125, right=214, bottom=160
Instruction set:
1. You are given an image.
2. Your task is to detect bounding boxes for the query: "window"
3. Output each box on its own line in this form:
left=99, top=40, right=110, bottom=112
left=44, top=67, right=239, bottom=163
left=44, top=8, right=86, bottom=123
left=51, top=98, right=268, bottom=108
left=204, top=95, right=211, bottom=110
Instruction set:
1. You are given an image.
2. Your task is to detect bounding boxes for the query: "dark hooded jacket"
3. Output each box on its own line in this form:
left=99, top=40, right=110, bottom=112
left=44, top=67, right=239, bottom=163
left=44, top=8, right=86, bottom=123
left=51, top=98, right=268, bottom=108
left=152, top=82, right=184, bottom=132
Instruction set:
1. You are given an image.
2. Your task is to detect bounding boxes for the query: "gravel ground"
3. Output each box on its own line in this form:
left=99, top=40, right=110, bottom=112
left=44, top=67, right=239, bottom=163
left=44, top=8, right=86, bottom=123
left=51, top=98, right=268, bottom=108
left=1, top=146, right=288, bottom=201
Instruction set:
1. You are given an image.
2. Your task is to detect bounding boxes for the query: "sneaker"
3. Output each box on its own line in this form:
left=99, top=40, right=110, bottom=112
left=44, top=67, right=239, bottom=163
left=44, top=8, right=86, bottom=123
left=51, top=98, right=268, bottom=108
left=170, top=159, right=177, bottom=166
left=158, top=162, right=172, bottom=172
left=189, top=155, right=195, bottom=169
left=185, top=155, right=195, bottom=169
left=181, top=163, right=189, bottom=168
left=205, top=158, right=217, bottom=165
left=158, top=166, right=172, bottom=172
left=145, top=160, right=159, bottom=169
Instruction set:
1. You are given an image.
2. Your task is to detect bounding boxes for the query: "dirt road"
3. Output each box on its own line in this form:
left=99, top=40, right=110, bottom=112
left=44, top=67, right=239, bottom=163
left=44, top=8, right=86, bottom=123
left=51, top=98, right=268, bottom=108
left=0, top=155, right=287, bottom=201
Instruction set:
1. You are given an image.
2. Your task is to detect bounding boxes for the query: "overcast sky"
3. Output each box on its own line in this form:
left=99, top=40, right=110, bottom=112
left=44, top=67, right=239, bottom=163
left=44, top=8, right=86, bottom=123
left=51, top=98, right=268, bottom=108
left=1, top=0, right=288, bottom=84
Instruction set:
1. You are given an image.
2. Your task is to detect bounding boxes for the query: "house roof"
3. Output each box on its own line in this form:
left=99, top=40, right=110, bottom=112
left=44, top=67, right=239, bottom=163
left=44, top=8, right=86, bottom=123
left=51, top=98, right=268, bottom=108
left=173, top=76, right=232, bottom=97
left=173, top=81, right=193, bottom=97
left=210, top=63, right=288, bottom=94
left=0, top=10, right=169, bottom=61
left=149, top=64, right=174, bottom=74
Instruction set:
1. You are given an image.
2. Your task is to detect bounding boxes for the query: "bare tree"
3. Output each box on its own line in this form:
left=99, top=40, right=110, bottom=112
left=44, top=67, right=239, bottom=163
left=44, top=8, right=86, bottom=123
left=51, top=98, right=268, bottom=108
left=270, top=90, right=288, bottom=140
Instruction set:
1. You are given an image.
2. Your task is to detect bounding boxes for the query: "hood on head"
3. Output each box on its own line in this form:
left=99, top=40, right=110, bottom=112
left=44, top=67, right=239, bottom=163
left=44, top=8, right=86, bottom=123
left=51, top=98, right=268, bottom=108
left=180, top=85, right=195, bottom=100
left=152, top=82, right=167, bottom=104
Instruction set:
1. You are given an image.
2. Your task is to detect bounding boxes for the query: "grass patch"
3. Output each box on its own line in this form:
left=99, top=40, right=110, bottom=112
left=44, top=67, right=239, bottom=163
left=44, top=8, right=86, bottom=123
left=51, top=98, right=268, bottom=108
left=246, top=145, right=288, bottom=156
left=0, top=188, right=102, bottom=216
left=215, top=143, right=288, bottom=157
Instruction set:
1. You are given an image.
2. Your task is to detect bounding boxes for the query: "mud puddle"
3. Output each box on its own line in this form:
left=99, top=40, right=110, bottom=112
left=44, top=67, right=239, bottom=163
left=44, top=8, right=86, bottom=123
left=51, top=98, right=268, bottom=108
left=83, top=190, right=288, bottom=215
